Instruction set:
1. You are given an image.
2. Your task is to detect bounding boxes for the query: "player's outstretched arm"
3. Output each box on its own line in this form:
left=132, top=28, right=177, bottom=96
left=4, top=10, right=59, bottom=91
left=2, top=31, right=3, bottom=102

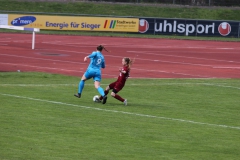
left=119, top=68, right=126, bottom=74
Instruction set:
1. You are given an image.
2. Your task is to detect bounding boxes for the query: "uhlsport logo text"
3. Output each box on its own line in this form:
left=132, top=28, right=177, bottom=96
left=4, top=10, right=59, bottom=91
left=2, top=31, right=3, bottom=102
left=139, top=19, right=233, bottom=37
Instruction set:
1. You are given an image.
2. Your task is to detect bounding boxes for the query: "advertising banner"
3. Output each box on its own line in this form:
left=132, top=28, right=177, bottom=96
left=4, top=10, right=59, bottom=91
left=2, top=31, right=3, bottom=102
left=138, top=18, right=240, bottom=38
left=0, top=14, right=8, bottom=25
left=8, top=14, right=139, bottom=32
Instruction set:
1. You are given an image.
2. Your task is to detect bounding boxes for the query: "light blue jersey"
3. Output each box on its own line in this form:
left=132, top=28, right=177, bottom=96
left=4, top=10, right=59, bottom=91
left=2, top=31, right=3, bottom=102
left=75, top=48, right=107, bottom=98
left=84, top=51, right=105, bottom=82
left=87, top=51, right=105, bottom=70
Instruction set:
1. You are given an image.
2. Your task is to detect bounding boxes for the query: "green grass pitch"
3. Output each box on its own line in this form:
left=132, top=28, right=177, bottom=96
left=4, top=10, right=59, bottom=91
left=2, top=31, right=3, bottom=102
left=0, top=72, right=240, bottom=160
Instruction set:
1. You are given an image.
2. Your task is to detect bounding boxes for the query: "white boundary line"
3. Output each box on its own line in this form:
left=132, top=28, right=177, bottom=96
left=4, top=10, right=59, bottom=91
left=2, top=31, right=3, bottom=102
left=0, top=93, right=240, bottom=130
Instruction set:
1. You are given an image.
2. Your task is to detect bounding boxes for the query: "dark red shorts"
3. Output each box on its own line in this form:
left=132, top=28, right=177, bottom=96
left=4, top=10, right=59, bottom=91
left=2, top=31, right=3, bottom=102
left=109, top=81, right=125, bottom=93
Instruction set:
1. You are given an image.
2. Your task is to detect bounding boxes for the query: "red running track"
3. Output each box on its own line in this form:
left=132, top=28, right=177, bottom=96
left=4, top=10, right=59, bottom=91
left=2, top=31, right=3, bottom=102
left=0, top=33, right=240, bottom=78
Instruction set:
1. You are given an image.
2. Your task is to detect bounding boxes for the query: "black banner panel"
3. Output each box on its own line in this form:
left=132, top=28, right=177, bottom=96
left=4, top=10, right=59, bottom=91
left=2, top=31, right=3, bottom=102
left=138, top=18, right=240, bottom=38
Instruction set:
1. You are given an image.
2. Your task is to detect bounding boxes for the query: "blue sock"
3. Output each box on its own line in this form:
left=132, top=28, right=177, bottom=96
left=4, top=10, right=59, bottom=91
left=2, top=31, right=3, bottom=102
left=97, top=87, right=105, bottom=97
left=78, top=80, right=85, bottom=94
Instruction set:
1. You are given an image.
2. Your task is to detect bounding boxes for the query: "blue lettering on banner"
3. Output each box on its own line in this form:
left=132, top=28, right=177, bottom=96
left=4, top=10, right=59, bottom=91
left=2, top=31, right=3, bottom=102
left=81, top=22, right=100, bottom=30
left=46, top=22, right=69, bottom=29
left=11, top=16, right=36, bottom=26
left=70, top=22, right=80, bottom=28
left=45, top=22, right=100, bottom=30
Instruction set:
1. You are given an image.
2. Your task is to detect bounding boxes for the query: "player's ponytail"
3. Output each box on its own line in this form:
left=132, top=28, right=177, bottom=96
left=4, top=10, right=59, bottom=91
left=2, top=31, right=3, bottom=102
left=97, top=45, right=109, bottom=52
left=103, top=46, right=109, bottom=52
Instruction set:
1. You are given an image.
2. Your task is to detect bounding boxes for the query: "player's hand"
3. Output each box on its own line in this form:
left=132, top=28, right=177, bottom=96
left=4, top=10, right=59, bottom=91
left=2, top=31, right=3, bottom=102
left=84, top=57, right=88, bottom=62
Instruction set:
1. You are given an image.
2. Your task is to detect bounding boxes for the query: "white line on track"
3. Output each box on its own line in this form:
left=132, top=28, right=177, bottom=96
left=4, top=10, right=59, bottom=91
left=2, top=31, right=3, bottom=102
left=0, top=53, right=84, bottom=65
left=127, top=51, right=240, bottom=63
left=37, top=49, right=87, bottom=54
left=134, top=68, right=216, bottom=78
left=39, top=41, right=240, bottom=50
left=0, top=62, right=116, bottom=77
left=0, top=54, right=214, bottom=78
left=0, top=61, right=214, bottom=78
left=217, top=48, right=234, bottom=50
left=0, top=41, right=11, bottom=43
left=1, top=83, right=240, bottom=90
left=127, top=51, right=240, bottom=64
left=0, top=62, right=84, bottom=72
left=0, top=93, right=239, bottom=130
left=213, top=67, right=240, bottom=69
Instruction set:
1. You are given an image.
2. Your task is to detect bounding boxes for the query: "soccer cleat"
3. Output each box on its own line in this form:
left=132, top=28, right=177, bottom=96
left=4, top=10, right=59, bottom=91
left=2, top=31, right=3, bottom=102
left=102, top=95, right=107, bottom=104
left=124, top=99, right=127, bottom=106
left=74, top=93, right=81, bottom=98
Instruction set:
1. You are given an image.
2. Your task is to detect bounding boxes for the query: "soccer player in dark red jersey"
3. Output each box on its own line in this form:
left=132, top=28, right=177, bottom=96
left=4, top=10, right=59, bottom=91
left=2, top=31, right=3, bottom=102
left=99, top=57, right=133, bottom=105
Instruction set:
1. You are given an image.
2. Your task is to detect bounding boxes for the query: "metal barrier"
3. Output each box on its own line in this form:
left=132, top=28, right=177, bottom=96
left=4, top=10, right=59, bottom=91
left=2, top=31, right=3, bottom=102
left=0, top=25, right=40, bottom=49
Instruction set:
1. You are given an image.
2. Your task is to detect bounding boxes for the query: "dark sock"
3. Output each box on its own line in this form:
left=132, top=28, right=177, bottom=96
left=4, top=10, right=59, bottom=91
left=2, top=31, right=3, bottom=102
left=114, top=94, right=124, bottom=102
left=99, top=90, right=109, bottom=100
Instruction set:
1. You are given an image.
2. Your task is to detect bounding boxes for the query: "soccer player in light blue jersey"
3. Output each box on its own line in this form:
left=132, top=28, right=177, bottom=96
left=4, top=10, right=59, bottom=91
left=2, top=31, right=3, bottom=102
left=74, top=45, right=108, bottom=104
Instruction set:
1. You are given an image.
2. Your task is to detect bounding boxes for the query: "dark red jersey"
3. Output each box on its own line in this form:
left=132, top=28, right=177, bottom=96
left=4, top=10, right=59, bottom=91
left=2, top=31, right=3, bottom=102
left=108, top=66, right=130, bottom=93
left=117, top=65, right=130, bottom=84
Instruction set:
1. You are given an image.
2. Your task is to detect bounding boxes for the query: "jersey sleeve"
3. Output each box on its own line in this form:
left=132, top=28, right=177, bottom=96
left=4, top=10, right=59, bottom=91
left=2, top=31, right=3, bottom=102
left=88, top=52, right=97, bottom=58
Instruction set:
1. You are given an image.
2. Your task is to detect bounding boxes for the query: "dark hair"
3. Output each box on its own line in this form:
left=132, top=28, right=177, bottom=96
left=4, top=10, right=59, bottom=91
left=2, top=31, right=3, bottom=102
left=124, top=57, right=133, bottom=68
left=97, top=45, right=103, bottom=51
left=97, top=45, right=109, bottom=52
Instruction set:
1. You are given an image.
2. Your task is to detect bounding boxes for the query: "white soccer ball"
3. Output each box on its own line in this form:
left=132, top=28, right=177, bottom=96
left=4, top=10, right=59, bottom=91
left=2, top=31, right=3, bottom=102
left=93, top=95, right=100, bottom=102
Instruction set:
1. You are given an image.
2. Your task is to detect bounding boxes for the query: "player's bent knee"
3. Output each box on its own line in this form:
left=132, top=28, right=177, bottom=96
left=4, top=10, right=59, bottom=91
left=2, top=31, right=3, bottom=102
left=95, top=86, right=99, bottom=89
left=94, top=81, right=101, bottom=89
left=111, top=92, right=115, bottom=97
